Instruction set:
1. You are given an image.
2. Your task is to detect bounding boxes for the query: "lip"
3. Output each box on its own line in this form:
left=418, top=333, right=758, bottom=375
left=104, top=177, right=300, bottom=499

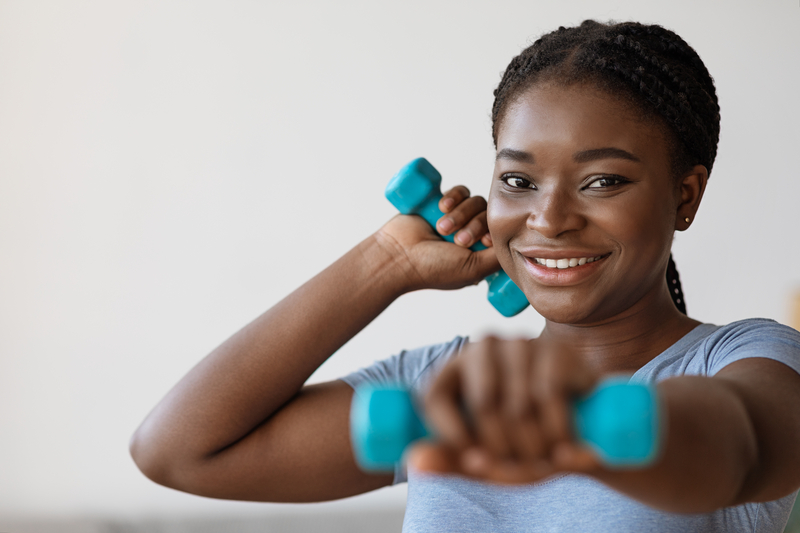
left=517, top=250, right=611, bottom=287
left=518, top=248, right=610, bottom=260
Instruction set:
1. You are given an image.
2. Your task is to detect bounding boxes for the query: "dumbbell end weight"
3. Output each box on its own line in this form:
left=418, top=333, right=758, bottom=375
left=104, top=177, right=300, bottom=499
left=485, top=271, right=532, bottom=318
left=385, top=158, right=442, bottom=218
left=350, top=385, right=429, bottom=472
left=573, top=378, right=661, bottom=467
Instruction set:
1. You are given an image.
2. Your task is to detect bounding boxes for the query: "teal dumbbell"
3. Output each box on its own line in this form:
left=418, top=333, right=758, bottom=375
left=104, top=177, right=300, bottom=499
left=350, top=378, right=661, bottom=472
left=386, top=158, right=529, bottom=317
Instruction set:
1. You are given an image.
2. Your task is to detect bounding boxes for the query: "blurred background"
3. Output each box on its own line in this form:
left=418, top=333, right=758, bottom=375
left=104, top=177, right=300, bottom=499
left=1, top=0, right=798, bottom=531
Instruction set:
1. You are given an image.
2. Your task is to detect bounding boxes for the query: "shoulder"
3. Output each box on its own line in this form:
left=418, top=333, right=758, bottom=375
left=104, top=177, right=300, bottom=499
left=700, top=318, right=800, bottom=377
left=705, top=318, right=800, bottom=346
left=701, top=319, right=800, bottom=373
left=634, top=319, right=800, bottom=382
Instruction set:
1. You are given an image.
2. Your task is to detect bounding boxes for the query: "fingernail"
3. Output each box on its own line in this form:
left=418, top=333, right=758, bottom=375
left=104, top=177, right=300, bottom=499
left=442, top=198, right=455, bottom=210
left=456, top=231, right=471, bottom=245
left=484, top=233, right=493, bottom=245
left=438, top=218, right=454, bottom=233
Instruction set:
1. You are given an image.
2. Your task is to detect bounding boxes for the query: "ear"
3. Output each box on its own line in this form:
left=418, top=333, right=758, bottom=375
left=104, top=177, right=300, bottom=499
left=675, top=165, right=708, bottom=231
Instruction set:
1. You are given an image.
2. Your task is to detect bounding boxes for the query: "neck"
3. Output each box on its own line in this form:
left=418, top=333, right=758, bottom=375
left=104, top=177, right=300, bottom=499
left=539, top=286, right=701, bottom=375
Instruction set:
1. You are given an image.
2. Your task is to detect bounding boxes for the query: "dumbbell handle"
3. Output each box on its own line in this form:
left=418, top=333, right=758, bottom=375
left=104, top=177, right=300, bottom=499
left=385, top=158, right=529, bottom=317
left=350, top=378, right=660, bottom=472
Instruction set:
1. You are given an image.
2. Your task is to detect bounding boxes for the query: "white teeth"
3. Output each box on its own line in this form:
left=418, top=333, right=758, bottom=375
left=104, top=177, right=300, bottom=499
left=533, top=255, right=604, bottom=269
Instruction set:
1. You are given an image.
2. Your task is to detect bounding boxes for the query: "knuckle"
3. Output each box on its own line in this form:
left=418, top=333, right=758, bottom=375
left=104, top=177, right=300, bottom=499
left=503, top=396, right=531, bottom=420
left=466, top=219, right=486, bottom=235
left=449, top=209, right=467, bottom=225
left=467, top=390, right=496, bottom=416
left=464, top=195, right=486, bottom=212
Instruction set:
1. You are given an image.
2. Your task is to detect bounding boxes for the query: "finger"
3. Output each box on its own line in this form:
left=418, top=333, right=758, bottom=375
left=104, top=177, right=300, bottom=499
left=481, top=232, right=493, bottom=248
left=500, top=339, right=546, bottom=461
left=453, top=211, right=490, bottom=248
left=551, top=442, right=603, bottom=474
left=436, top=195, right=487, bottom=240
left=532, top=345, right=573, bottom=445
left=460, top=245, right=501, bottom=281
left=534, top=342, right=598, bottom=444
left=425, top=361, right=473, bottom=449
left=461, top=337, right=512, bottom=458
left=439, top=185, right=471, bottom=213
left=408, top=442, right=461, bottom=475
left=461, top=450, right=556, bottom=485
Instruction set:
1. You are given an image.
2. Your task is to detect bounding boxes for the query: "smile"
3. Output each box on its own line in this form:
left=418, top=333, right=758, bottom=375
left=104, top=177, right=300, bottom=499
left=519, top=252, right=610, bottom=287
left=532, top=256, right=605, bottom=269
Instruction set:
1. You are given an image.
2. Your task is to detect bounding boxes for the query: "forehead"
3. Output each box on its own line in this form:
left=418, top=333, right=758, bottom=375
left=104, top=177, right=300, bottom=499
left=496, top=83, right=669, bottom=165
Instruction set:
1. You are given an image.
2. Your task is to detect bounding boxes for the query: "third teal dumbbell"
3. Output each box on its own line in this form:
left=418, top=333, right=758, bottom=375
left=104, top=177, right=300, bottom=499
left=386, top=158, right=529, bottom=317
left=350, top=378, right=661, bottom=472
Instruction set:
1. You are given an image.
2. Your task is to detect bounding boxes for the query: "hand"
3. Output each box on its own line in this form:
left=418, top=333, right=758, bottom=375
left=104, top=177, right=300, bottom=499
left=412, top=336, right=603, bottom=484
left=375, top=186, right=500, bottom=292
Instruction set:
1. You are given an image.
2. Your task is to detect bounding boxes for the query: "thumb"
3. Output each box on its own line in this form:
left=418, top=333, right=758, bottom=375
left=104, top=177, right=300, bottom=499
left=463, top=246, right=502, bottom=281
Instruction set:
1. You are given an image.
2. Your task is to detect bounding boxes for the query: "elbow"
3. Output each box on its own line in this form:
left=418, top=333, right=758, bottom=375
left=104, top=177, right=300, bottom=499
left=129, top=423, right=221, bottom=497
left=129, top=424, right=184, bottom=490
left=129, top=427, right=167, bottom=486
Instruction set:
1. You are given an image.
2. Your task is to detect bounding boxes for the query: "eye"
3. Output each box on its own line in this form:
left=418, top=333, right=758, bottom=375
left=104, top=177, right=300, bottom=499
left=501, top=175, right=536, bottom=190
left=585, top=175, right=628, bottom=189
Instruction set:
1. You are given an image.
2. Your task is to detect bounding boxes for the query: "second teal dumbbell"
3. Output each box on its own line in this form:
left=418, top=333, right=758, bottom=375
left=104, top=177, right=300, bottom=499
left=385, top=158, right=529, bottom=317
left=350, top=378, right=661, bottom=472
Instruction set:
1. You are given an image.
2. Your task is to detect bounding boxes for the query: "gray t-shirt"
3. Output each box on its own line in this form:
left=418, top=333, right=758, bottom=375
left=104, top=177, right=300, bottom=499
left=342, top=319, right=800, bottom=532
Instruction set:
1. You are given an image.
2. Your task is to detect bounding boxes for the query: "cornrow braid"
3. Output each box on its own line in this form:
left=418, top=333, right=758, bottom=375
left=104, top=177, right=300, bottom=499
left=492, top=20, right=720, bottom=176
left=492, top=20, right=715, bottom=314
left=667, top=254, right=687, bottom=315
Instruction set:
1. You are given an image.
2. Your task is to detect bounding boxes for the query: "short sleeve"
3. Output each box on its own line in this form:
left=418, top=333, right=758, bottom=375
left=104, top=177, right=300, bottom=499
left=339, top=336, right=468, bottom=484
left=704, top=319, right=800, bottom=377
left=340, top=336, right=468, bottom=393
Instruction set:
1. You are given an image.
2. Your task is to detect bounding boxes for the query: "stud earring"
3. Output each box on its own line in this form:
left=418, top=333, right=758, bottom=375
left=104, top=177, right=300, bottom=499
left=684, top=217, right=691, bottom=223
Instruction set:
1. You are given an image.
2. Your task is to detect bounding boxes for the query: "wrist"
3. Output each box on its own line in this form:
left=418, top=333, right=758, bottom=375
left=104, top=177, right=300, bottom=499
left=364, top=230, right=423, bottom=295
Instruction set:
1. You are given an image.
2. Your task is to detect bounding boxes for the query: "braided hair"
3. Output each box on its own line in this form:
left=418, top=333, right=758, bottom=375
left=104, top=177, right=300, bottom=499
left=492, top=20, right=720, bottom=314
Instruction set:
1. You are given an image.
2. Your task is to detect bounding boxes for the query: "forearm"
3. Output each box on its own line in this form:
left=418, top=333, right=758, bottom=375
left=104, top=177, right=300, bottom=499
left=130, top=233, right=412, bottom=475
left=592, top=376, right=758, bottom=513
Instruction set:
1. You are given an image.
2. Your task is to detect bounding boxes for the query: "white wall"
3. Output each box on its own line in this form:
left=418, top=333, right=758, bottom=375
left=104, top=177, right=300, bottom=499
left=0, top=0, right=798, bottom=520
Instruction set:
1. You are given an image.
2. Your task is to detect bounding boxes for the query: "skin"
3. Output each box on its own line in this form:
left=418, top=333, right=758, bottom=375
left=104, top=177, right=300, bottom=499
left=130, top=82, right=800, bottom=514
left=414, top=84, right=800, bottom=511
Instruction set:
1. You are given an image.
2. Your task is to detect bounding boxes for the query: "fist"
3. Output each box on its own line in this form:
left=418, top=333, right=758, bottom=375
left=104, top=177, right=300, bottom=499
left=415, top=336, right=603, bottom=483
left=375, top=186, right=500, bottom=292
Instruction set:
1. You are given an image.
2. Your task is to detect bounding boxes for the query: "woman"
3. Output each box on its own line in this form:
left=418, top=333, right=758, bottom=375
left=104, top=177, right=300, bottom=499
left=130, top=20, right=800, bottom=532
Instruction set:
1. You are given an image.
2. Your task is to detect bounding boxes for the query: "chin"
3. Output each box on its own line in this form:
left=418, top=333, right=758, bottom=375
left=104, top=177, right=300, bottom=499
left=536, top=306, right=598, bottom=325
left=527, top=289, right=620, bottom=325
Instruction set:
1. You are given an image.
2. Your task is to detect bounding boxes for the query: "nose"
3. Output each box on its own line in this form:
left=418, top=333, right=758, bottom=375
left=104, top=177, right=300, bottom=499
left=526, top=187, right=586, bottom=239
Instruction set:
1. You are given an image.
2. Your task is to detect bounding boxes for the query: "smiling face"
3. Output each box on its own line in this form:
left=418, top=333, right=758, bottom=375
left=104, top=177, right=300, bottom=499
left=488, top=83, right=692, bottom=325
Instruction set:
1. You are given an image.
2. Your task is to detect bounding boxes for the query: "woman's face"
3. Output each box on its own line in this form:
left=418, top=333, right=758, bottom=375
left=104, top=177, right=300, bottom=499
left=488, top=83, right=683, bottom=325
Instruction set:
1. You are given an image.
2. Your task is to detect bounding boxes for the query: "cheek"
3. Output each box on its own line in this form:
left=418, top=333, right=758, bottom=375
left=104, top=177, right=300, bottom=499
left=487, top=192, right=534, bottom=273
left=487, top=193, right=524, bottom=244
left=610, top=193, right=676, bottom=262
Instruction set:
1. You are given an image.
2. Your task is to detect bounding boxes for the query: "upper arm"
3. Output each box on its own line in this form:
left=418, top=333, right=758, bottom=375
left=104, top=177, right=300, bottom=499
left=715, top=357, right=800, bottom=503
left=167, top=379, right=394, bottom=502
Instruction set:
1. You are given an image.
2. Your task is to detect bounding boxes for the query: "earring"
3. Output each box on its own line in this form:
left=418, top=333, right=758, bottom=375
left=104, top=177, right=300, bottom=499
left=684, top=217, right=691, bottom=223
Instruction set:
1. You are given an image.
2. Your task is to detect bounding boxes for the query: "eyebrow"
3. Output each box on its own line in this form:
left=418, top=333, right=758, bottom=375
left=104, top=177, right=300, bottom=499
left=495, top=148, right=534, bottom=162
left=573, top=147, right=641, bottom=163
left=495, top=147, right=641, bottom=164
